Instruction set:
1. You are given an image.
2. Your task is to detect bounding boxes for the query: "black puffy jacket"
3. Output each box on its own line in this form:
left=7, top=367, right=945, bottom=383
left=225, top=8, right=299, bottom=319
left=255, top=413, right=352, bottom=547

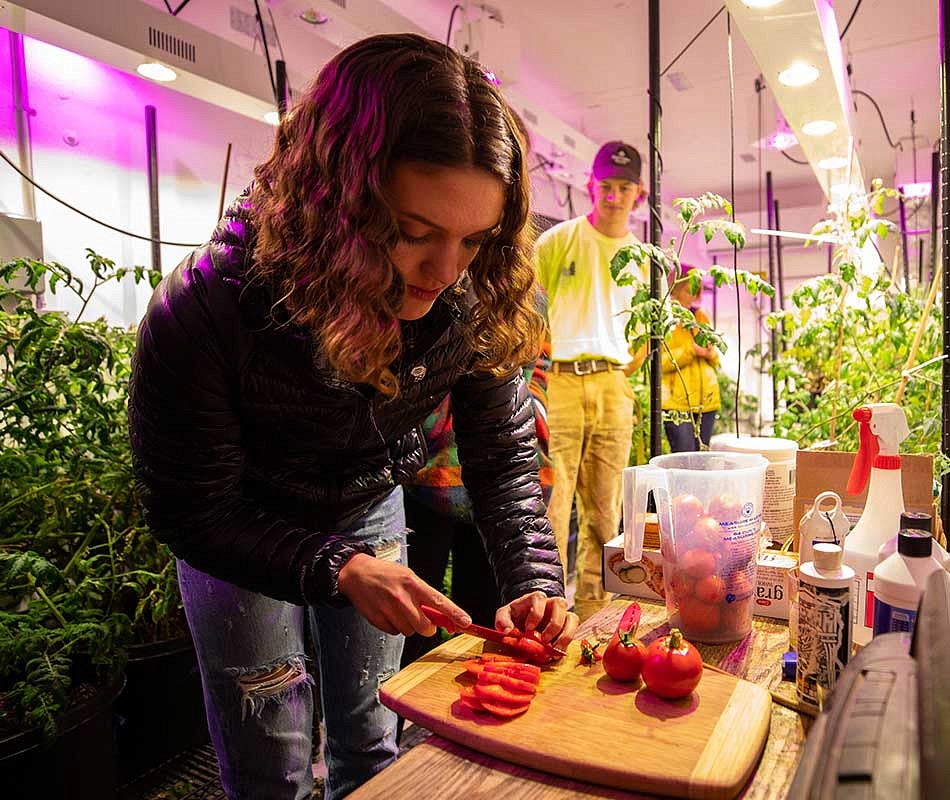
left=128, top=198, right=564, bottom=608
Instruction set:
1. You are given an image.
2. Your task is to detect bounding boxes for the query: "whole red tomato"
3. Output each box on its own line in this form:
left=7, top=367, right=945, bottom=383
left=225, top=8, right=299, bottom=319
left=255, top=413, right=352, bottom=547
left=708, top=494, right=743, bottom=524
left=641, top=628, right=704, bottom=699
left=603, top=630, right=647, bottom=683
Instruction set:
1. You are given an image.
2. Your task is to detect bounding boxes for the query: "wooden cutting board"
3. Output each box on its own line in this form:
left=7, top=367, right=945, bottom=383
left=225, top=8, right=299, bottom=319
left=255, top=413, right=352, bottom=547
left=381, top=634, right=771, bottom=800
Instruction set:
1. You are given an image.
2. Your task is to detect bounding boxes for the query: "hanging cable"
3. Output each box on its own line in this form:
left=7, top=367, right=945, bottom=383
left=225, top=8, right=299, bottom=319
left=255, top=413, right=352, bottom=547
left=852, top=88, right=903, bottom=150
left=0, top=149, right=201, bottom=248
left=162, top=0, right=194, bottom=15
left=267, top=6, right=292, bottom=101
left=780, top=150, right=809, bottom=165
left=252, top=0, right=278, bottom=103
left=446, top=4, right=463, bottom=46
left=661, top=5, right=725, bottom=77
left=726, top=11, right=742, bottom=437
left=839, top=0, right=863, bottom=39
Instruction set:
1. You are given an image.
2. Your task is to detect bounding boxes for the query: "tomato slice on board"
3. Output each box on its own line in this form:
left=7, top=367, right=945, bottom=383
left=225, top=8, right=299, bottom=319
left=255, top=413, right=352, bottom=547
left=477, top=653, right=521, bottom=663
left=473, top=682, right=535, bottom=707
left=479, top=700, right=530, bottom=717
left=477, top=670, right=538, bottom=695
left=482, top=662, right=541, bottom=683
left=458, top=686, right=484, bottom=710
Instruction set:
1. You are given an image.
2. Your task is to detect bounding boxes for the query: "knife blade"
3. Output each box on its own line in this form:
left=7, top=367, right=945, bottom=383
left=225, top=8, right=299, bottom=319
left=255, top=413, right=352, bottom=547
left=420, top=604, right=567, bottom=659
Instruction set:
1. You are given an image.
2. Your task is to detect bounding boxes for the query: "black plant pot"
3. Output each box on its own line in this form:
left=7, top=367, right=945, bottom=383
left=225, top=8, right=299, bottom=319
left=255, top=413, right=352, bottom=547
left=115, top=635, right=209, bottom=784
left=0, top=675, right=124, bottom=800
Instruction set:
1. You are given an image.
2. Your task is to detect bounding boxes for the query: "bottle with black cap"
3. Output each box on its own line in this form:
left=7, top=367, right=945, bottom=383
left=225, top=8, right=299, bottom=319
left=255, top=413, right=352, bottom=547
left=876, top=511, right=950, bottom=568
left=871, top=529, right=946, bottom=638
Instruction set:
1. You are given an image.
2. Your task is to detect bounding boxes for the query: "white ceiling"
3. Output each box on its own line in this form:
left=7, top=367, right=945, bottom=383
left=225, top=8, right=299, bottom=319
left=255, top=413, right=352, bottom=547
left=147, top=0, right=942, bottom=216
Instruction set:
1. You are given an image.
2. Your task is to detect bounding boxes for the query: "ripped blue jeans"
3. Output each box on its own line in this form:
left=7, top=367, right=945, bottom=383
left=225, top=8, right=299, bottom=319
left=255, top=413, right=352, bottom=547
left=177, top=488, right=406, bottom=800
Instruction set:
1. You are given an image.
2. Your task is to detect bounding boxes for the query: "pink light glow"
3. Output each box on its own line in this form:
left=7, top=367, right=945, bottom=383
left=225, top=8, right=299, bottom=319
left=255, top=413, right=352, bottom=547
left=767, top=131, right=798, bottom=151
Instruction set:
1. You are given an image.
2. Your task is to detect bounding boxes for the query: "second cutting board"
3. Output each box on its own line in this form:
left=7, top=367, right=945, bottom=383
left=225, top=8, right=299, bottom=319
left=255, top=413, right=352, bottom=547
left=382, top=633, right=771, bottom=800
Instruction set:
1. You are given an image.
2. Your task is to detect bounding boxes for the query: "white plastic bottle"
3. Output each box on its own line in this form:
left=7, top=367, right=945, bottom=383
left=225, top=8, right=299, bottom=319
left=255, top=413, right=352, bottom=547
left=872, top=530, right=944, bottom=637
left=796, top=544, right=854, bottom=708
left=711, top=435, right=798, bottom=548
left=841, top=403, right=910, bottom=647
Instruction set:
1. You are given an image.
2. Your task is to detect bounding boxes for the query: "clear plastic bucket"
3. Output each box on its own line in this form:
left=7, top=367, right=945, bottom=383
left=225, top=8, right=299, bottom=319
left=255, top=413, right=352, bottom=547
left=623, top=451, right=768, bottom=642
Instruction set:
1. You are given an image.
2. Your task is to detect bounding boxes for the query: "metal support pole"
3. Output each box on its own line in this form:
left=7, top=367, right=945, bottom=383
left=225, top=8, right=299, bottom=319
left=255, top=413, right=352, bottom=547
left=10, top=31, right=36, bottom=219
left=931, top=149, right=939, bottom=283
left=774, top=199, right=786, bottom=310
left=940, top=0, right=950, bottom=540
left=648, top=0, right=663, bottom=458
left=898, top=193, right=910, bottom=289
left=711, top=254, right=719, bottom=328
left=145, top=105, right=162, bottom=274
left=766, top=171, right=778, bottom=418
left=276, top=59, right=288, bottom=119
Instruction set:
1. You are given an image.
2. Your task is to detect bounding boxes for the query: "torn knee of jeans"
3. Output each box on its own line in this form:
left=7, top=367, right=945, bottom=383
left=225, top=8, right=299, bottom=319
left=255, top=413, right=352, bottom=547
left=226, top=654, right=313, bottom=721
left=358, top=654, right=397, bottom=690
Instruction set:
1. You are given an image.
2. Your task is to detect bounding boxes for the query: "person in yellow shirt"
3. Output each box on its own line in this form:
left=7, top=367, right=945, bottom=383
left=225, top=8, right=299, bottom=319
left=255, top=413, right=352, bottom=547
left=534, top=141, right=647, bottom=621
left=662, top=265, right=721, bottom=451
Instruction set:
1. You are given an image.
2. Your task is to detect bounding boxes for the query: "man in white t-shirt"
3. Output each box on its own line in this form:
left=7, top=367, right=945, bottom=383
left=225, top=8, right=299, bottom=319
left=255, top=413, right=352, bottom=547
left=534, top=141, right=648, bottom=620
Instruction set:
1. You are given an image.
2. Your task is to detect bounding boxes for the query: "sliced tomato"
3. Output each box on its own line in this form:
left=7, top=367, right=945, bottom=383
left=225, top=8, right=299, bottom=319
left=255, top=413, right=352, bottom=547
left=458, top=686, right=484, bottom=710
left=477, top=670, right=538, bottom=695
left=482, top=662, right=541, bottom=683
left=477, top=653, right=520, bottom=663
left=461, top=658, right=487, bottom=676
left=479, top=700, right=530, bottom=717
left=473, top=681, right=535, bottom=707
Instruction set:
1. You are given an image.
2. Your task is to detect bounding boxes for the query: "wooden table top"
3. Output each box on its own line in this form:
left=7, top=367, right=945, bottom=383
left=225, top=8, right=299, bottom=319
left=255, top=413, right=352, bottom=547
left=351, top=599, right=810, bottom=800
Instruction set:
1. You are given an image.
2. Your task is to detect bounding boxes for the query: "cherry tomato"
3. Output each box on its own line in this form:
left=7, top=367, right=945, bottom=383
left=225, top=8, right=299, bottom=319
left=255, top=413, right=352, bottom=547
left=678, top=597, right=722, bottom=634
left=694, top=574, right=726, bottom=604
left=680, top=547, right=718, bottom=579
left=667, top=569, right=694, bottom=603
left=671, top=494, right=705, bottom=535
left=641, top=628, right=704, bottom=699
left=691, top=515, right=726, bottom=552
left=708, top=494, right=743, bottom=524
left=603, top=630, right=647, bottom=683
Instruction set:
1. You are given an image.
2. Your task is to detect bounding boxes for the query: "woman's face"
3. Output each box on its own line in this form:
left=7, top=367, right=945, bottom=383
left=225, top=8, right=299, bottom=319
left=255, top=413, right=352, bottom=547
left=386, top=161, right=505, bottom=320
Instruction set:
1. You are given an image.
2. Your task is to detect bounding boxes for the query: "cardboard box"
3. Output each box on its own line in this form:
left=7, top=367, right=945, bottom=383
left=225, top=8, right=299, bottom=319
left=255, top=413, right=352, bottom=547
left=793, top=450, right=938, bottom=549
left=602, top=535, right=798, bottom=620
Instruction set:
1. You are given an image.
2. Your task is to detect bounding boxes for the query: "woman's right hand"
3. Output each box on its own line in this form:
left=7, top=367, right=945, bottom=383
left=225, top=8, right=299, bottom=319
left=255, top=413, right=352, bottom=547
left=338, top=553, right=472, bottom=636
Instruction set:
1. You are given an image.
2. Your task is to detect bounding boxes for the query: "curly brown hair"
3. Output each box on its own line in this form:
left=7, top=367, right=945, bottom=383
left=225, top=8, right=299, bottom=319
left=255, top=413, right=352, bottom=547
left=249, top=33, right=542, bottom=396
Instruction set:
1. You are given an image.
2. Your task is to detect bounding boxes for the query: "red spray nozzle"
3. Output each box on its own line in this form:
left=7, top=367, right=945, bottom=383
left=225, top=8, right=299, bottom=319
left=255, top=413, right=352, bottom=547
left=846, top=406, right=879, bottom=495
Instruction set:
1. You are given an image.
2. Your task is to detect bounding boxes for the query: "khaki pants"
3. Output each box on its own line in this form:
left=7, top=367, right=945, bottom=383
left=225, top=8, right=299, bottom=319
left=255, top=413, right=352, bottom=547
left=547, top=367, right=634, bottom=621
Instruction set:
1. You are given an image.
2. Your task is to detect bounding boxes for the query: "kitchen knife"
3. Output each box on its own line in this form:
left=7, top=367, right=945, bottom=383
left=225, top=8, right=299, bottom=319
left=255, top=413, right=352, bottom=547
left=420, top=603, right=567, bottom=659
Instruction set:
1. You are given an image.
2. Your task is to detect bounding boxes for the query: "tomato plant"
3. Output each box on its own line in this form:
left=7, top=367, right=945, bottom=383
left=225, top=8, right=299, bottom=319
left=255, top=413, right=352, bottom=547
left=641, top=628, right=704, bottom=699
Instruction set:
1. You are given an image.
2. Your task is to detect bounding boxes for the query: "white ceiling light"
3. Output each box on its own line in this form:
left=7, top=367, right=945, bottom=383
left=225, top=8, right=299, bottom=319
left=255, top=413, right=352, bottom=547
left=741, top=0, right=784, bottom=7
left=818, top=156, right=849, bottom=170
left=263, top=110, right=280, bottom=126
left=778, top=61, right=820, bottom=87
left=801, top=119, right=837, bottom=136
left=136, top=62, right=176, bottom=82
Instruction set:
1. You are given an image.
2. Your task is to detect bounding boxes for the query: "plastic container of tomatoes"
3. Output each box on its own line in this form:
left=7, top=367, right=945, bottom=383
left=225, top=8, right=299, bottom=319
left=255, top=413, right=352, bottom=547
left=623, top=451, right=768, bottom=643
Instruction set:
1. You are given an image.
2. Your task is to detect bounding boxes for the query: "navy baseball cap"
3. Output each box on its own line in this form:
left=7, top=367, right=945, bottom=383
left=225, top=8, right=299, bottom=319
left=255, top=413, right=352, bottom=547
left=592, top=141, right=642, bottom=183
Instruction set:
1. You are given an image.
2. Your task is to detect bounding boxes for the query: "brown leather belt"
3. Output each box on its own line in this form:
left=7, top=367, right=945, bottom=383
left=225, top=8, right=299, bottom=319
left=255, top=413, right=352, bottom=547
left=552, top=359, right=617, bottom=376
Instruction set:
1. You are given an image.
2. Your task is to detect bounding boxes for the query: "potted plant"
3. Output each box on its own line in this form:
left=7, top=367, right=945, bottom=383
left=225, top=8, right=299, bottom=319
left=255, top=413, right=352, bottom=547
left=766, top=179, right=946, bottom=479
left=611, top=193, right=774, bottom=450
left=0, top=251, right=204, bottom=794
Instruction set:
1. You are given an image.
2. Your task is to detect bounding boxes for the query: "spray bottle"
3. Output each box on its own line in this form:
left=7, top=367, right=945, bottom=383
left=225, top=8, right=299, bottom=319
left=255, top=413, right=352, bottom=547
left=842, top=403, right=910, bottom=647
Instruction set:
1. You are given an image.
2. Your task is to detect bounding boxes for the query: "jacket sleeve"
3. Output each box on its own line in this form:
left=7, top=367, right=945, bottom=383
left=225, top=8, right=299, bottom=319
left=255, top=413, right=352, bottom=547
left=450, top=369, right=564, bottom=604
left=128, top=252, right=372, bottom=607
left=661, top=325, right=697, bottom=374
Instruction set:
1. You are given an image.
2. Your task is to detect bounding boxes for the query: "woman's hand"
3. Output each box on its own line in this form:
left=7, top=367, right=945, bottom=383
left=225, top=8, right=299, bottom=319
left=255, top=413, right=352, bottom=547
left=494, top=591, right=578, bottom=654
left=338, top=553, right=472, bottom=636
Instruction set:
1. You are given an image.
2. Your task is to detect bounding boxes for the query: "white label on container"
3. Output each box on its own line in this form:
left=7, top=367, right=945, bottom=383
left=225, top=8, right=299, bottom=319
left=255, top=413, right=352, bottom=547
left=763, top=462, right=796, bottom=541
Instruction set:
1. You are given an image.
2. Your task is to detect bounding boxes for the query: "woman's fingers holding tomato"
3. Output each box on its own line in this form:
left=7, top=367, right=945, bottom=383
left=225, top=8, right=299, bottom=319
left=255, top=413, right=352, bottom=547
left=495, top=590, right=549, bottom=634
